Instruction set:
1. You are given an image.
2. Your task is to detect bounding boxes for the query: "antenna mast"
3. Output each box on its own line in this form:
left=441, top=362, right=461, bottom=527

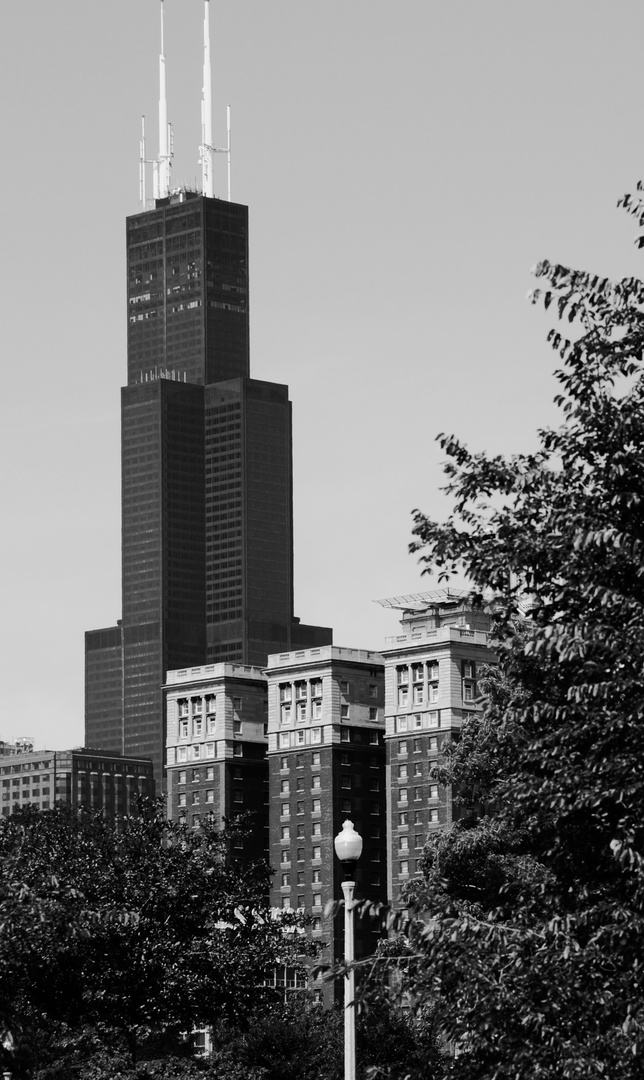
left=201, top=0, right=214, bottom=197
left=199, top=0, right=232, bottom=200
left=227, top=104, right=231, bottom=202
left=154, top=0, right=172, bottom=200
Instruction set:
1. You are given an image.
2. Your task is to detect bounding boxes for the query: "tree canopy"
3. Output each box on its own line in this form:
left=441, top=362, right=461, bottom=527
left=371, top=186, right=644, bottom=1078
left=0, top=801, right=313, bottom=1078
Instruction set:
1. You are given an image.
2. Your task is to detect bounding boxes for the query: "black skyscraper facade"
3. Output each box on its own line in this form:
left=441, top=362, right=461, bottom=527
left=85, top=191, right=332, bottom=783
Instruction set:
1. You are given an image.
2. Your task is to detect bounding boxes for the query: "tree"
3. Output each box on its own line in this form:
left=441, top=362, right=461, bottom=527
left=207, top=998, right=442, bottom=1080
left=0, top=801, right=314, bottom=1078
left=19, top=999, right=441, bottom=1080
left=369, top=186, right=644, bottom=1078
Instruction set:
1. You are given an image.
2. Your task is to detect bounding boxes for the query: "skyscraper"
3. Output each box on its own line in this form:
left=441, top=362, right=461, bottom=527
left=85, top=3, right=331, bottom=785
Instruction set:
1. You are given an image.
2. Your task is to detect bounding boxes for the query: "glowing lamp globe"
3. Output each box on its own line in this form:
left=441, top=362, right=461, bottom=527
left=334, top=820, right=363, bottom=863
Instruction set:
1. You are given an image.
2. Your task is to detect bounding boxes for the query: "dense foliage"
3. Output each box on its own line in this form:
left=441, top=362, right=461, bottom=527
left=0, top=803, right=442, bottom=1079
left=370, top=187, right=644, bottom=1078
left=0, top=801, right=312, bottom=1078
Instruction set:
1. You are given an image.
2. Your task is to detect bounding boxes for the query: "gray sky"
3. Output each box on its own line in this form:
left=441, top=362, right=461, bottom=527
left=1, top=0, right=643, bottom=750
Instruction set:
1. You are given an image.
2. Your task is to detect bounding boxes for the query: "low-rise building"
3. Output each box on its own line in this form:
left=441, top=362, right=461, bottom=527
left=0, top=747, right=154, bottom=818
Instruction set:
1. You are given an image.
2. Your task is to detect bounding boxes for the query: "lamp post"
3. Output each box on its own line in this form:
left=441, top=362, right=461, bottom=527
left=334, top=820, right=363, bottom=1080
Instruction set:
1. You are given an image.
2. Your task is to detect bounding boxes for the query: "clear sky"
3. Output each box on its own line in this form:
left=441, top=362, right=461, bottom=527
left=1, top=0, right=643, bottom=750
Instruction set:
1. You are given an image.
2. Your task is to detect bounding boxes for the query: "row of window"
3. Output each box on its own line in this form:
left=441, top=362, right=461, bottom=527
left=2, top=790, right=50, bottom=801
left=276, top=729, right=381, bottom=750
left=397, top=684, right=438, bottom=707
left=279, top=680, right=380, bottom=703
left=278, top=751, right=380, bottom=768
left=280, top=775, right=379, bottom=799
left=179, top=790, right=215, bottom=806
left=395, top=662, right=477, bottom=703
left=280, top=775, right=322, bottom=795
left=397, top=662, right=440, bottom=686
left=279, top=680, right=323, bottom=702
left=281, top=843, right=324, bottom=859
left=179, top=788, right=243, bottom=806
left=397, top=765, right=438, bottom=784
left=0, top=760, right=127, bottom=776
left=0, top=761, right=52, bottom=775
left=2, top=775, right=50, bottom=786
left=178, top=696, right=242, bottom=718
left=178, top=698, right=210, bottom=715
left=396, top=713, right=440, bottom=733
left=397, top=788, right=435, bottom=805
left=398, top=832, right=433, bottom=851
left=2, top=773, right=143, bottom=787
left=170, top=742, right=244, bottom=764
left=179, top=717, right=216, bottom=737
left=281, top=870, right=323, bottom=887
left=177, top=717, right=245, bottom=738
left=280, top=806, right=381, bottom=840
left=176, top=766, right=243, bottom=784
left=396, top=660, right=475, bottom=684
left=278, top=728, right=322, bottom=749
left=398, top=737, right=438, bottom=755
left=280, top=822, right=323, bottom=847
left=279, top=798, right=323, bottom=815
left=398, top=810, right=431, bottom=826
left=279, top=752, right=322, bottom=769
left=281, top=701, right=324, bottom=723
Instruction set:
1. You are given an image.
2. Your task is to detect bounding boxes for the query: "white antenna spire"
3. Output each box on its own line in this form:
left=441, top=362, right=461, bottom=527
left=226, top=104, right=231, bottom=202
left=201, top=0, right=214, bottom=197
left=155, top=0, right=172, bottom=199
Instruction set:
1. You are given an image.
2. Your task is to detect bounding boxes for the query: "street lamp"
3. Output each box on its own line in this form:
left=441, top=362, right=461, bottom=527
left=334, top=820, right=363, bottom=1080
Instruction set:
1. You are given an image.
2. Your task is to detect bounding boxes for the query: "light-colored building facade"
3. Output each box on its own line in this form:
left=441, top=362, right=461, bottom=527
left=377, top=589, right=496, bottom=906
left=0, top=747, right=154, bottom=818
left=164, top=663, right=268, bottom=863
left=265, top=646, right=386, bottom=989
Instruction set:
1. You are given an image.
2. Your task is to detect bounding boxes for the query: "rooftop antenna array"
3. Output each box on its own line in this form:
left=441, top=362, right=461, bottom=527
left=140, top=0, right=231, bottom=206
left=199, top=0, right=232, bottom=201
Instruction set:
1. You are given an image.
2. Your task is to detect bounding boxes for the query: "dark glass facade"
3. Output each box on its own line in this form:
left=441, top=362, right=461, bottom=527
left=126, top=193, right=249, bottom=387
left=84, top=626, right=124, bottom=752
left=205, top=378, right=296, bottom=665
left=86, top=192, right=332, bottom=786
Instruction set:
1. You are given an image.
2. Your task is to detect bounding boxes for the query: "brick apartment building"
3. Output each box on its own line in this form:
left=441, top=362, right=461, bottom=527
left=377, top=589, right=496, bottom=905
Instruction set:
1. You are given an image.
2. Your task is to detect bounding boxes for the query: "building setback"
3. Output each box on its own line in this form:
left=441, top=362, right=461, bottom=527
left=0, top=748, right=154, bottom=819
left=164, top=662, right=268, bottom=864
left=377, top=589, right=496, bottom=906
left=265, top=646, right=387, bottom=994
left=85, top=190, right=331, bottom=786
